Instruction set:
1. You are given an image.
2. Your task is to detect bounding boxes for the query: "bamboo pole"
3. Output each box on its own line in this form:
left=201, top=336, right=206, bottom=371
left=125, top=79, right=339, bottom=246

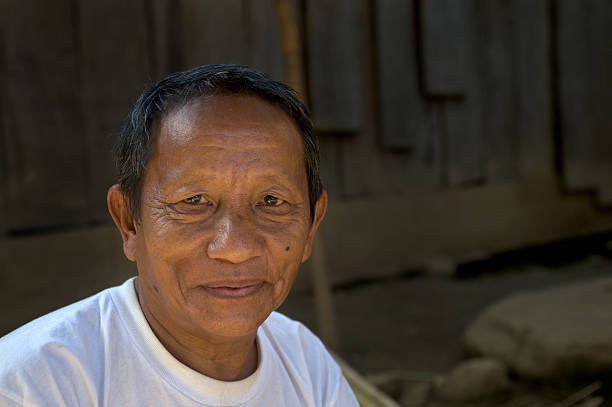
left=274, top=0, right=307, bottom=98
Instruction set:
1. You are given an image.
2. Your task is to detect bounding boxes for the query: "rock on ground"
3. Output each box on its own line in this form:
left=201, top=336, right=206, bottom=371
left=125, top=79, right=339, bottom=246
left=432, top=358, right=511, bottom=402
left=463, top=277, right=612, bottom=381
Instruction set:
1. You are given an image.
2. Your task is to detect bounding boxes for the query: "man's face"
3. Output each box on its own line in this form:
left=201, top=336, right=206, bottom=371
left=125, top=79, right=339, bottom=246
left=124, top=95, right=326, bottom=340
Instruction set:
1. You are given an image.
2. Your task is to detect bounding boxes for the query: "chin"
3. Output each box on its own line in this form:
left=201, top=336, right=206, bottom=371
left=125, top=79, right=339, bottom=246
left=184, top=300, right=274, bottom=339
left=198, top=311, right=272, bottom=339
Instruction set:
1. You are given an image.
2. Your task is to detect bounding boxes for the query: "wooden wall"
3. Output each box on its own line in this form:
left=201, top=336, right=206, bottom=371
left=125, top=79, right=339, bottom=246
left=0, top=0, right=612, bottom=301
left=0, top=0, right=288, bottom=232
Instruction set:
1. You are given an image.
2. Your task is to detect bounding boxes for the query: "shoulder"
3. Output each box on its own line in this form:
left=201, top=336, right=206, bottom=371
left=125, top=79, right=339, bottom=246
left=0, top=285, right=120, bottom=405
left=260, top=311, right=328, bottom=363
left=261, top=311, right=316, bottom=341
left=259, top=312, right=358, bottom=406
left=0, top=287, right=111, bottom=357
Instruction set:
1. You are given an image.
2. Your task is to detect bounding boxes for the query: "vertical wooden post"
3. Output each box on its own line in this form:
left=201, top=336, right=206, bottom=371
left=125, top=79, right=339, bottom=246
left=274, top=0, right=306, bottom=98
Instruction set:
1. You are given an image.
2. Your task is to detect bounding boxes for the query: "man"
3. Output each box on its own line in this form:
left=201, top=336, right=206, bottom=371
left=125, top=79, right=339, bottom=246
left=0, top=64, right=358, bottom=406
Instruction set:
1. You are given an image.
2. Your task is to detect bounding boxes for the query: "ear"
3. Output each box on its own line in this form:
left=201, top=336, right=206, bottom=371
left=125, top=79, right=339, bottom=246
left=301, top=189, right=328, bottom=262
left=107, top=184, right=138, bottom=262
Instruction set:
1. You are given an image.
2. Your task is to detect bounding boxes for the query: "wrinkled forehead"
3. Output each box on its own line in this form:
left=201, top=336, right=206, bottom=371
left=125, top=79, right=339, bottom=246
left=143, top=94, right=308, bottom=190
left=152, top=94, right=302, bottom=153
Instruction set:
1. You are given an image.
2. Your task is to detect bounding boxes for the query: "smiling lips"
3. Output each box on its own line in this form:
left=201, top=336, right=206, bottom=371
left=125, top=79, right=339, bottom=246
left=202, top=282, right=266, bottom=299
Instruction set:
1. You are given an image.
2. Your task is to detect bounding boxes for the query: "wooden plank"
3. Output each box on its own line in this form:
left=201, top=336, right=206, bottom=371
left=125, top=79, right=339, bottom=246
left=378, top=0, right=484, bottom=186
left=557, top=0, right=612, bottom=203
left=442, top=0, right=553, bottom=187
left=514, top=0, right=553, bottom=180
left=246, top=0, right=286, bottom=81
left=330, top=29, right=380, bottom=196
left=341, top=0, right=442, bottom=197
left=306, top=0, right=364, bottom=131
left=439, top=0, right=486, bottom=186
left=376, top=0, right=424, bottom=150
left=2, top=0, right=88, bottom=230
left=475, top=0, right=519, bottom=183
left=79, top=0, right=153, bottom=221
left=177, top=0, right=247, bottom=69
left=557, top=0, right=597, bottom=191
left=420, top=0, right=468, bottom=96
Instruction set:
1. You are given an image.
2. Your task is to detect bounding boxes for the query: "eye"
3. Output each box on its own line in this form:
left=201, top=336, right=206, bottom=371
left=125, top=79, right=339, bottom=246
left=183, top=194, right=206, bottom=205
left=262, top=194, right=284, bottom=207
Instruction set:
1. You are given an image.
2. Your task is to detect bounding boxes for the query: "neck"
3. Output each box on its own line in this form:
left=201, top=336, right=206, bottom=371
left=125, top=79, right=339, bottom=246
left=135, top=279, right=259, bottom=381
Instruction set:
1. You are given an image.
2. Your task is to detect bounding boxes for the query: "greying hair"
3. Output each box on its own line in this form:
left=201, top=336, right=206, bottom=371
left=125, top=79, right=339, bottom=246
left=114, top=64, right=322, bottom=222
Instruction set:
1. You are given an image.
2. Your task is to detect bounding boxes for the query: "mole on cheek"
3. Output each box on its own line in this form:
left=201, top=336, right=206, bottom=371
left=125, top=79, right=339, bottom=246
left=153, top=285, right=160, bottom=293
left=285, top=246, right=290, bottom=251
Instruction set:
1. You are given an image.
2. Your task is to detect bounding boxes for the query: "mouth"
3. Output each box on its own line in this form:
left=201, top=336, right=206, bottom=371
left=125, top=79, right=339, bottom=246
left=201, top=282, right=266, bottom=299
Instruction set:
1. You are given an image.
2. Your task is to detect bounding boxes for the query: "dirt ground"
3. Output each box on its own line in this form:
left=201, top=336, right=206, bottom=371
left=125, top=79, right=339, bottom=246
left=279, top=235, right=612, bottom=405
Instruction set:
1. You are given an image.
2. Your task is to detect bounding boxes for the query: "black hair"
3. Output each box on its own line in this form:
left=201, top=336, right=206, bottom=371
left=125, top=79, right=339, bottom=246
left=114, top=64, right=322, bottom=222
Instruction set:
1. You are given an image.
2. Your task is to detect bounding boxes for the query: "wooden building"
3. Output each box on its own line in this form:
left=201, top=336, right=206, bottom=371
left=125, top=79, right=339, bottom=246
left=1, top=0, right=612, bottom=335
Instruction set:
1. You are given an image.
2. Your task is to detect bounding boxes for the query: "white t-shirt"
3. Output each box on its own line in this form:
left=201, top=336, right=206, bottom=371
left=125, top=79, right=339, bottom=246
left=0, top=278, right=358, bottom=406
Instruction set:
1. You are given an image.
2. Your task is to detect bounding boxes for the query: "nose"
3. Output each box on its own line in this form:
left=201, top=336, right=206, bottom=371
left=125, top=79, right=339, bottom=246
left=206, top=209, right=263, bottom=264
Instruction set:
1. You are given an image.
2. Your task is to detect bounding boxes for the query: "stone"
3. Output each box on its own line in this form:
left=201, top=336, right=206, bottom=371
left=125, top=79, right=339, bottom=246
left=366, top=371, right=432, bottom=406
left=432, top=358, right=511, bottom=402
left=464, top=277, right=612, bottom=381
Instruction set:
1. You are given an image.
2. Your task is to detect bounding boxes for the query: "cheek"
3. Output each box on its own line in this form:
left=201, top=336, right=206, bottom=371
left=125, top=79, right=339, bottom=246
left=262, top=221, right=310, bottom=261
left=136, top=217, right=207, bottom=287
left=260, top=222, right=310, bottom=303
left=142, top=210, right=207, bottom=256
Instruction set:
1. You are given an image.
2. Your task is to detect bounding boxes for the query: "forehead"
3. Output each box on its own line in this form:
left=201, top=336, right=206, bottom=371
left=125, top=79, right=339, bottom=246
left=162, top=94, right=298, bottom=141
left=148, top=94, right=307, bottom=189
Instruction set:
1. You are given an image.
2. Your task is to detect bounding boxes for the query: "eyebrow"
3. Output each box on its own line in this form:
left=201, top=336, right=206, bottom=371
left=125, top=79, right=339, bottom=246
left=157, top=169, right=303, bottom=195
